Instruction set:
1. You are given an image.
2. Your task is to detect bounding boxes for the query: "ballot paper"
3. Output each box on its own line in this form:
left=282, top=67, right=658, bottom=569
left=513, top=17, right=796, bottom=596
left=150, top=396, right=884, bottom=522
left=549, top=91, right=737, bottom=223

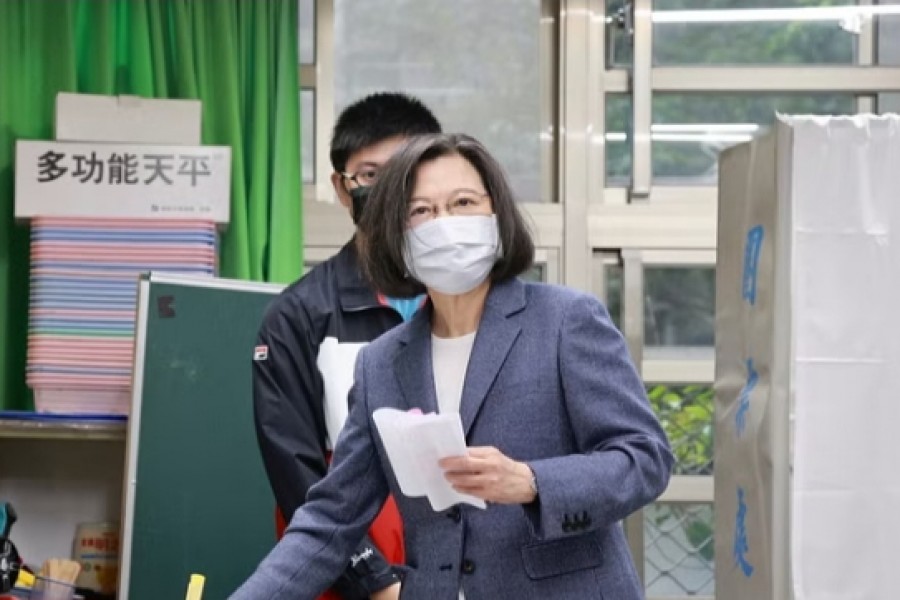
left=372, top=408, right=487, bottom=511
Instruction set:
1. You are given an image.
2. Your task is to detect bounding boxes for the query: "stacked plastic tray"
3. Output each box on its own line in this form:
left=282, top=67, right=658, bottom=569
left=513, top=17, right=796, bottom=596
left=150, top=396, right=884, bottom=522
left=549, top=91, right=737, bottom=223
left=26, top=217, right=217, bottom=414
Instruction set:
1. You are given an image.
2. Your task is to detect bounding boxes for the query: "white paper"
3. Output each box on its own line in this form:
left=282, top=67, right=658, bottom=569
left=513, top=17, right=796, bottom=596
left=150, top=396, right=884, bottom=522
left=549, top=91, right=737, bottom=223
left=372, top=408, right=486, bottom=512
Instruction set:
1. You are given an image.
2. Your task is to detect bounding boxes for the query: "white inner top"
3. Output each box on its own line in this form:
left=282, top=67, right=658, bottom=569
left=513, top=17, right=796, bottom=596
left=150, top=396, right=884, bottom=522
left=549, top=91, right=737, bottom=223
left=431, top=331, right=476, bottom=415
left=431, top=330, right=476, bottom=600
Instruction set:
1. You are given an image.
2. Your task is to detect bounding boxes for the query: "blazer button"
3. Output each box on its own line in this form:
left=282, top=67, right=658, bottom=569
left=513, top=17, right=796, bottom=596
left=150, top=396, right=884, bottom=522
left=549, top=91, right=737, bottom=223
left=461, top=559, right=476, bottom=575
left=447, top=507, right=461, bottom=523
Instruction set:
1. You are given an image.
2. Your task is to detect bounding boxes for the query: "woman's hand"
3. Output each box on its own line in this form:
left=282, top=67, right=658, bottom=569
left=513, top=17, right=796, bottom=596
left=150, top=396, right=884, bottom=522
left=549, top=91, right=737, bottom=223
left=439, top=446, right=537, bottom=505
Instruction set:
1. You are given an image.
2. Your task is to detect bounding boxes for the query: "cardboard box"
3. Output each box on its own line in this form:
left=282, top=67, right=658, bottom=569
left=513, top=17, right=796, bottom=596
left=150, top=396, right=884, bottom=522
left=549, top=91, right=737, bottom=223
left=55, top=93, right=201, bottom=145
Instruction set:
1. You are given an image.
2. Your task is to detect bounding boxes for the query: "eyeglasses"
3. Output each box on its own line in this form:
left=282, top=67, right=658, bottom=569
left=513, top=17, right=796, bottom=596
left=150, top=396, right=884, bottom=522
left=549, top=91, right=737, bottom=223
left=407, top=190, right=492, bottom=227
left=340, top=167, right=379, bottom=189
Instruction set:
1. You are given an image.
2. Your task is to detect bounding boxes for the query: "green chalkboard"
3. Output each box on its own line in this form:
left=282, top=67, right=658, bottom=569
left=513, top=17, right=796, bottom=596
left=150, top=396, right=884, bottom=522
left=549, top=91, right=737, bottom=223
left=121, top=273, right=284, bottom=600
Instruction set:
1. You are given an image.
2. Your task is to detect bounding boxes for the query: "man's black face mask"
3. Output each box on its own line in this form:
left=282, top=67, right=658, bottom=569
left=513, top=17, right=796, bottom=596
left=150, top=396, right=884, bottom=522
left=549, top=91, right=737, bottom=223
left=350, top=185, right=371, bottom=225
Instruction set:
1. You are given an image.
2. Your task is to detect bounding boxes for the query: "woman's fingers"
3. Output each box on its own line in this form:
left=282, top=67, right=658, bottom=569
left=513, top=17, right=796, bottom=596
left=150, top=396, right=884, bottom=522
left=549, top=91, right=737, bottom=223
left=439, top=447, right=533, bottom=504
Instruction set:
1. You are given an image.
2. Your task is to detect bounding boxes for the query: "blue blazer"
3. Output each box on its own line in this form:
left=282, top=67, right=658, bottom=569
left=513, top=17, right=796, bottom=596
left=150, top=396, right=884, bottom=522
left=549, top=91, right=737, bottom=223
left=232, top=279, right=674, bottom=599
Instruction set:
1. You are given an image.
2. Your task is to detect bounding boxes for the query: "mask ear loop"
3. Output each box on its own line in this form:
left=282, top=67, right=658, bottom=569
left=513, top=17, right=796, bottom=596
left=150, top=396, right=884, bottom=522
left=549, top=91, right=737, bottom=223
left=491, top=214, right=504, bottom=259
left=401, top=231, right=418, bottom=281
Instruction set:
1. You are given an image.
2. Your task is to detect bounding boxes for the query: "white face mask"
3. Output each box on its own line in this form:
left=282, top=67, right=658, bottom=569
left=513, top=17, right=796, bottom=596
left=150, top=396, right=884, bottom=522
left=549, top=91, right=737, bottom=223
left=403, top=215, right=500, bottom=295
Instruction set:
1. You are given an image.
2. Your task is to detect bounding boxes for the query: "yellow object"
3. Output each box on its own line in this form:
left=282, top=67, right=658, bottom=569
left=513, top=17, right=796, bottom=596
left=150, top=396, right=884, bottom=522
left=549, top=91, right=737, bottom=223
left=15, top=568, right=35, bottom=588
left=39, top=558, right=81, bottom=586
left=185, top=573, right=206, bottom=600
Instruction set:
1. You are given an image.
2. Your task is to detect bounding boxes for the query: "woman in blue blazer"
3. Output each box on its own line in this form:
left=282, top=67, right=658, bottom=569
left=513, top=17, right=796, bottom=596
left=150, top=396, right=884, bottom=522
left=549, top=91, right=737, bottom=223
left=231, top=134, right=674, bottom=600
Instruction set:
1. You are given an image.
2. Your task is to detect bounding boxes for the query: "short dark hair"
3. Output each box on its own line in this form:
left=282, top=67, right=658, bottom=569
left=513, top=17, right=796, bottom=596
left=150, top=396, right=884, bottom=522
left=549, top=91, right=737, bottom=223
left=357, top=134, right=535, bottom=297
left=329, top=92, right=442, bottom=173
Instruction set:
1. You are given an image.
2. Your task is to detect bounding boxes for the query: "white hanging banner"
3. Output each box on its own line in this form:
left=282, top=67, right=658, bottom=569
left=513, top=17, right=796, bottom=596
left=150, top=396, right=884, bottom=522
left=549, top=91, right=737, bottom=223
left=14, top=140, right=231, bottom=224
left=788, top=115, right=900, bottom=600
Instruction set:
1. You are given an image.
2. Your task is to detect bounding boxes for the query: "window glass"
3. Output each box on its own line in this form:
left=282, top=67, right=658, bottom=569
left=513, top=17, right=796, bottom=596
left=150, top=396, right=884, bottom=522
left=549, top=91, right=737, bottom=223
left=880, top=4, right=900, bottom=66
left=605, top=263, right=623, bottom=328
left=522, top=264, right=546, bottom=283
left=605, top=265, right=715, bottom=348
left=645, top=502, right=714, bottom=597
left=880, top=94, right=900, bottom=113
left=608, top=0, right=876, bottom=66
left=335, top=0, right=545, bottom=202
left=877, top=4, right=900, bottom=112
left=300, top=89, right=315, bottom=184
left=298, top=0, right=315, bottom=65
left=647, top=384, right=714, bottom=475
left=606, top=93, right=856, bottom=185
left=644, top=267, right=714, bottom=347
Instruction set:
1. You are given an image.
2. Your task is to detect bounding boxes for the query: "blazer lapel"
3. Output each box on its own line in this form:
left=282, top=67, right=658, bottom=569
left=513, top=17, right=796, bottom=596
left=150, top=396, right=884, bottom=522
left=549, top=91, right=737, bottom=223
left=459, top=280, right=526, bottom=436
left=394, top=307, right=439, bottom=414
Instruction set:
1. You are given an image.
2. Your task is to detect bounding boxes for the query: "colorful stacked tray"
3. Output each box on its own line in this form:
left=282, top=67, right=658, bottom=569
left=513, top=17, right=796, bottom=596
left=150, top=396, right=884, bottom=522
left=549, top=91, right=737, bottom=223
left=26, top=217, right=217, bottom=414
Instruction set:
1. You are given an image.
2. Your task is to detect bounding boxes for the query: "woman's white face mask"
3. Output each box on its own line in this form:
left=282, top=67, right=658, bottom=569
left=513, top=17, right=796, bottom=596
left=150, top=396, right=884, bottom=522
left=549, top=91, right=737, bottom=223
left=403, top=214, right=500, bottom=295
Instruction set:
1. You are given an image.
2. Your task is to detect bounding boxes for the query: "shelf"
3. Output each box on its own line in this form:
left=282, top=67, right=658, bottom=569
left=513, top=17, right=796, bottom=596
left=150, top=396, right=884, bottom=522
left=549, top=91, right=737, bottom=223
left=0, top=416, right=127, bottom=441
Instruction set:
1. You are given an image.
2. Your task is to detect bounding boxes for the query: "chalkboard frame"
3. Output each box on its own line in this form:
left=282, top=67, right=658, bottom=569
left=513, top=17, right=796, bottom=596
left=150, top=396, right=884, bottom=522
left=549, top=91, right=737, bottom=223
left=119, top=272, right=284, bottom=598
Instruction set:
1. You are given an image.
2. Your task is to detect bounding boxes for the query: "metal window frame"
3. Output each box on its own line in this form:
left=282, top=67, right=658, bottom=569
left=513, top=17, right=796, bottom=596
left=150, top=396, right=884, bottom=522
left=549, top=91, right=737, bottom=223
left=590, top=190, right=718, bottom=249
left=620, top=248, right=647, bottom=581
left=630, top=0, right=653, bottom=199
left=300, top=0, right=335, bottom=208
left=628, top=66, right=900, bottom=93
left=541, top=0, right=562, bottom=206
left=559, top=0, right=595, bottom=292
left=614, top=248, right=718, bottom=583
left=590, top=5, right=900, bottom=596
left=858, top=0, right=877, bottom=113
left=313, top=0, right=336, bottom=204
left=608, top=248, right=718, bottom=381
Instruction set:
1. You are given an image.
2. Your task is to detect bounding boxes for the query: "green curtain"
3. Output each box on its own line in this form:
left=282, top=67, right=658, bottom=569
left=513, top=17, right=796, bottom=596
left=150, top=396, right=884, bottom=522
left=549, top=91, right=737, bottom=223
left=0, top=0, right=303, bottom=410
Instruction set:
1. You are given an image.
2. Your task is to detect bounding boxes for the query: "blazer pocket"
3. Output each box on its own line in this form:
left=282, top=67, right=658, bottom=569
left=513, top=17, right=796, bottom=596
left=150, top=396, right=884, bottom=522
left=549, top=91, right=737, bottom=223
left=521, top=533, right=603, bottom=580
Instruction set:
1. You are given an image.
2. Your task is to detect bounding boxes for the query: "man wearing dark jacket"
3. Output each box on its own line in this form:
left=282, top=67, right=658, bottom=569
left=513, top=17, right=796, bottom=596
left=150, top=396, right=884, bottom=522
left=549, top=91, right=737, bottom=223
left=252, top=92, right=441, bottom=600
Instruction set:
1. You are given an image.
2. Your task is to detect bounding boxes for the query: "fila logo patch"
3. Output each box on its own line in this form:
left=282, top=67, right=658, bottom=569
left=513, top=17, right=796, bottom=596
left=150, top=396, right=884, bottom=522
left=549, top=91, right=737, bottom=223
left=253, top=345, right=269, bottom=361
left=350, top=547, right=374, bottom=567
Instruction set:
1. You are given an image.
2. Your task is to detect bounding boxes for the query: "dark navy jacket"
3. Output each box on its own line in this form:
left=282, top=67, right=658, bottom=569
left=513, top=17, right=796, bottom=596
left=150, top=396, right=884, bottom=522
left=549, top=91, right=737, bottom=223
left=252, top=241, right=403, bottom=598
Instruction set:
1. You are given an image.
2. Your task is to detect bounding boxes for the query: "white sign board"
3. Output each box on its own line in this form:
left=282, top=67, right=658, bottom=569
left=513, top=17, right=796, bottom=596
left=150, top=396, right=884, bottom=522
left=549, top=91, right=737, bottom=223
left=15, top=140, right=231, bottom=224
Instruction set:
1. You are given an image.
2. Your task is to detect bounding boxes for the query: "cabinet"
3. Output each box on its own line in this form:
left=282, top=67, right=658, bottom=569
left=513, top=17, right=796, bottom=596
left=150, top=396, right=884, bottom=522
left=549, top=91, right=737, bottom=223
left=0, top=418, right=125, bottom=568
